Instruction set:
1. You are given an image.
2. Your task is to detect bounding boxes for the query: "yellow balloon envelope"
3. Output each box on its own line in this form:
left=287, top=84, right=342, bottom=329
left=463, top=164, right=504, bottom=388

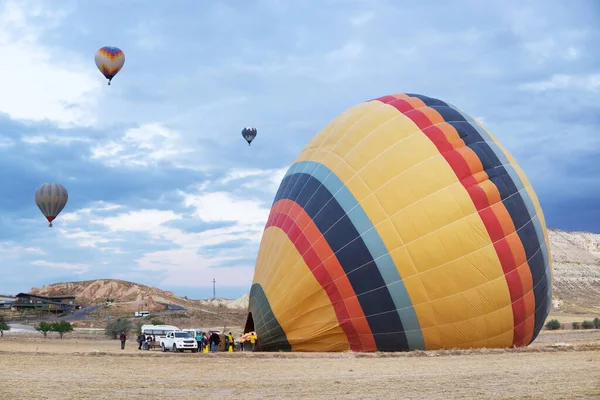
left=246, top=93, right=553, bottom=352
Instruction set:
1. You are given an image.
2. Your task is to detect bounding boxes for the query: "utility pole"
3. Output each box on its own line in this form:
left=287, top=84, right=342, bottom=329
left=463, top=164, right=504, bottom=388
left=212, top=278, right=216, bottom=299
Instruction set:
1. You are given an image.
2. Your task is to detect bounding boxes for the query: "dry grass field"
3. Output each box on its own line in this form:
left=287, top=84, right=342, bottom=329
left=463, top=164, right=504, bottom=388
left=1, top=330, right=599, bottom=400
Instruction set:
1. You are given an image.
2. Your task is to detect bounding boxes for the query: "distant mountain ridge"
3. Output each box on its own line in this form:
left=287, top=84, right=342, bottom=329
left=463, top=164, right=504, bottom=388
left=29, top=279, right=250, bottom=311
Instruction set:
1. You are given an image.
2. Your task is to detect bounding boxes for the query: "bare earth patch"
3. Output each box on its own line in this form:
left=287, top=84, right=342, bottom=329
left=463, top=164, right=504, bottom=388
left=0, top=331, right=599, bottom=400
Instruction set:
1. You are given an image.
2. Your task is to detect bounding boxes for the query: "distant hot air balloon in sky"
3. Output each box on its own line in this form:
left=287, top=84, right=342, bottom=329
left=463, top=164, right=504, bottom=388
left=242, top=127, right=257, bottom=145
left=35, top=183, right=68, bottom=228
left=94, top=46, right=125, bottom=85
left=245, top=93, right=552, bottom=353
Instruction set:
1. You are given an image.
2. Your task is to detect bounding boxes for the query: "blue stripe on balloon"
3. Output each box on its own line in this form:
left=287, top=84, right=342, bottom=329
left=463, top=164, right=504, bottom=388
left=284, top=161, right=425, bottom=350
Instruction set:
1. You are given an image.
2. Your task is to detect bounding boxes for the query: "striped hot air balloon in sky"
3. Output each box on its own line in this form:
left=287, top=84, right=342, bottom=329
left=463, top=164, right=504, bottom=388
left=35, top=183, right=68, bottom=228
left=246, top=93, right=553, bottom=352
left=94, top=46, right=125, bottom=85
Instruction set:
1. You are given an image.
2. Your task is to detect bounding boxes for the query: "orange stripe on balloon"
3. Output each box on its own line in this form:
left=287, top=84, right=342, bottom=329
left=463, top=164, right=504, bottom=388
left=270, top=199, right=377, bottom=351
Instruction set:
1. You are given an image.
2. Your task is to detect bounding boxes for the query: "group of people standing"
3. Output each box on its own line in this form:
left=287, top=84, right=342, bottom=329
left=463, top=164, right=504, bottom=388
left=119, top=330, right=257, bottom=352
left=195, top=331, right=232, bottom=352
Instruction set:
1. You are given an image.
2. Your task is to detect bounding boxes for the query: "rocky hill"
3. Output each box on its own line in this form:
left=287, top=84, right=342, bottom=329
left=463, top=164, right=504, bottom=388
left=548, top=228, right=600, bottom=313
left=29, top=279, right=249, bottom=311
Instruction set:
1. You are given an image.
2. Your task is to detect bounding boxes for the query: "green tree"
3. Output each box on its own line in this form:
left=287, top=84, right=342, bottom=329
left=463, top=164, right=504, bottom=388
left=35, top=321, right=53, bottom=338
left=545, top=319, right=561, bottom=330
left=104, top=318, right=133, bottom=339
left=51, top=321, right=74, bottom=338
left=593, top=318, right=600, bottom=329
left=572, top=321, right=580, bottom=330
left=0, top=316, right=9, bottom=337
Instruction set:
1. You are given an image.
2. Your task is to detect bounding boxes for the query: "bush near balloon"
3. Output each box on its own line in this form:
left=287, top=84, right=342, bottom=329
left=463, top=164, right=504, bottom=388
left=545, top=318, right=600, bottom=330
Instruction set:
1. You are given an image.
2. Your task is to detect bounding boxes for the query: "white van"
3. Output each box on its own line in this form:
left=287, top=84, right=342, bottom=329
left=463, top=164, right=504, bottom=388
left=141, top=324, right=180, bottom=340
left=134, top=311, right=150, bottom=317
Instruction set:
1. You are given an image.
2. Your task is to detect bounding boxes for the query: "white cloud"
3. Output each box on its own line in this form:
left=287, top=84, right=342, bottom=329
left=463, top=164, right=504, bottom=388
left=21, top=135, right=92, bottom=146
left=50, top=168, right=284, bottom=288
left=0, top=136, right=14, bottom=148
left=90, top=123, right=196, bottom=168
left=519, top=73, right=600, bottom=92
left=60, top=229, right=122, bottom=249
left=60, top=202, right=122, bottom=223
left=349, top=12, right=374, bottom=27
left=219, top=167, right=287, bottom=194
left=0, top=0, right=102, bottom=128
left=31, top=260, right=89, bottom=273
left=326, top=41, right=363, bottom=62
left=228, top=40, right=366, bottom=83
left=127, top=21, right=163, bottom=50
left=93, top=209, right=182, bottom=232
left=0, top=242, right=45, bottom=257
left=181, top=191, right=270, bottom=225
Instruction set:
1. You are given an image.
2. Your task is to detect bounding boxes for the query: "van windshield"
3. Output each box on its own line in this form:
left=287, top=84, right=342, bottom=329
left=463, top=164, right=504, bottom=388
left=174, top=332, right=191, bottom=338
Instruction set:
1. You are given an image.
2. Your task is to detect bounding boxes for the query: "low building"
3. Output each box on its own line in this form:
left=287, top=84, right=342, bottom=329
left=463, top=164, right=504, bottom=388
left=0, top=295, right=15, bottom=309
left=11, top=293, right=78, bottom=313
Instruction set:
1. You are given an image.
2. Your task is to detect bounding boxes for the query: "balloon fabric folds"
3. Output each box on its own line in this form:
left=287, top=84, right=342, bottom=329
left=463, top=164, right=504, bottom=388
left=35, top=183, right=68, bottom=228
left=94, top=46, right=125, bottom=85
left=246, top=93, right=553, bottom=352
left=242, top=127, right=257, bottom=145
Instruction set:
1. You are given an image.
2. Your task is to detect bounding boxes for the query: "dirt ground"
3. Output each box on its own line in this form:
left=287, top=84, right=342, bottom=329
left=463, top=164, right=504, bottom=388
left=1, top=331, right=599, bottom=400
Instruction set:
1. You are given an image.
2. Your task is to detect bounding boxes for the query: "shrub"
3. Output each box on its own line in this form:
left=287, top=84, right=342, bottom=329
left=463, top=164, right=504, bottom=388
left=545, top=319, right=561, bottom=330
left=572, top=321, right=580, bottom=330
left=150, top=318, right=165, bottom=326
left=0, top=316, right=9, bottom=337
left=51, top=321, right=74, bottom=338
left=105, top=318, right=133, bottom=339
left=594, top=318, right=600, bottom=329
left=35, top=321, right=53, bottom=338
left=581, top=320, right=595, bottom=330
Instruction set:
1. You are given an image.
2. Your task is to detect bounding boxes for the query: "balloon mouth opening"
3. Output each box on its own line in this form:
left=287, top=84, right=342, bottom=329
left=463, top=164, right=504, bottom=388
left=244, top=312, right=255, bottom=334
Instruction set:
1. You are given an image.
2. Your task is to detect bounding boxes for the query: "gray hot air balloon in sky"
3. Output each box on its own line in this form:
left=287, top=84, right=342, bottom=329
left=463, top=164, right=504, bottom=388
left=242, top=127, right=257, bottom=145
left=35, top=183, right=68, bottom=228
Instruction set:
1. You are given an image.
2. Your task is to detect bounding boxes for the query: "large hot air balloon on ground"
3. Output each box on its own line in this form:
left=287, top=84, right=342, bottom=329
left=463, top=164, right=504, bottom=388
left=245, top=93, right=552, bottom=352
left=242, top=127, right=257, bottom=145
left=95, top=46, right=125, bottom=85
left=35, top=183, right=68, bottom=228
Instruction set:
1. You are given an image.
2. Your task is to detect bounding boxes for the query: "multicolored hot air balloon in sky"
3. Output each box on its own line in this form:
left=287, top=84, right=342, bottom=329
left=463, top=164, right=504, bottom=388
left=245, top=93, right=553, bottom=352
left=242, top=127, right=257, bottom=145
left=35, top=183, right=68, bottom=228
left=94, top=46, right=125, bottom=85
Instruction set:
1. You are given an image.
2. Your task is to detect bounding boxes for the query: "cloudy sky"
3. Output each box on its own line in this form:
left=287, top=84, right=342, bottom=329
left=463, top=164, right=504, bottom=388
left=0, top=0, right=598, bottom=299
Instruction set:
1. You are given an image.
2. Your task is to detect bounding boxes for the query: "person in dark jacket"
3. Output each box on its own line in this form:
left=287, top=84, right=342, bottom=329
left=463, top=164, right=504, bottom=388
left=209, top=331, right=220, bottom=352
left=137, top=333, right=146, bottom=350
left=119, top=332, right=127, bottom=350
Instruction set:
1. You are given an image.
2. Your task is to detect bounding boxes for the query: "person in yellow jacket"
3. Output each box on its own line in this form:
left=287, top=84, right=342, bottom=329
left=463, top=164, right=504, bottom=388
left=227, top=332, right=234, bottom=352
left=249, top=331, right=257, bottom=352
